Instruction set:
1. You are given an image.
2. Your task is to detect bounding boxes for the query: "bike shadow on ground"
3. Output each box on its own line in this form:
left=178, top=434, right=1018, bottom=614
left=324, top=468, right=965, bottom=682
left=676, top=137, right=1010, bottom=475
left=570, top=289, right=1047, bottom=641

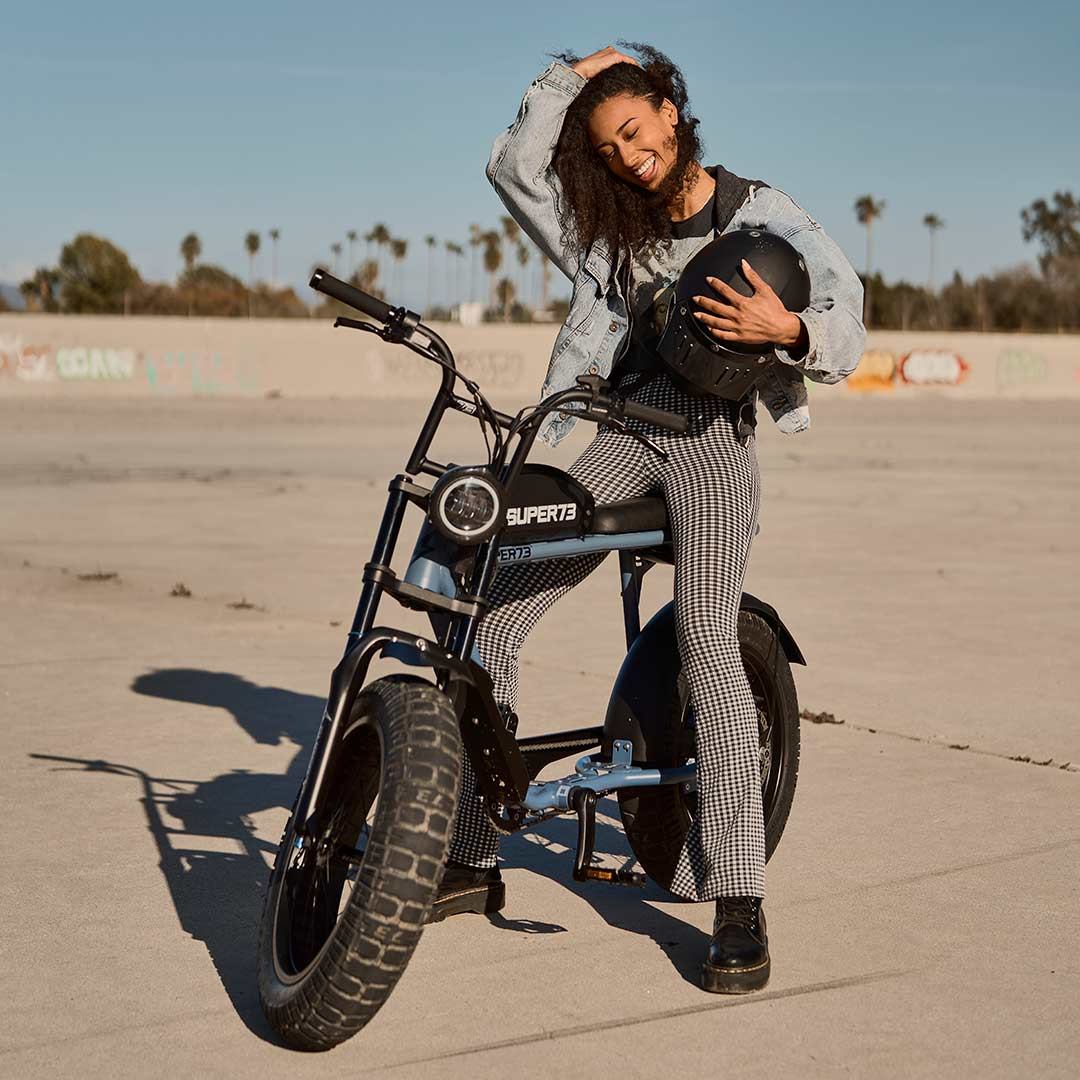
left=35, top=668, right=708, bottom=1041
left=35, top=668, right=324, bottom=1042
left=496, top=805, right=712, bottom=987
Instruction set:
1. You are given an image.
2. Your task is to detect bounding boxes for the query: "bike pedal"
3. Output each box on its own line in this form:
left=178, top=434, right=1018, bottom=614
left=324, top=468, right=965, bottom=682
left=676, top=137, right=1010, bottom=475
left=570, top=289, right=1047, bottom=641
left=576, top=866, right=647, bottom=888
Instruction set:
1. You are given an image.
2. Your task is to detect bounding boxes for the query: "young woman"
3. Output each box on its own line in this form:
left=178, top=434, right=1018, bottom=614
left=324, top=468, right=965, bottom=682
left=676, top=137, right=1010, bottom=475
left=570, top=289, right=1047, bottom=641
left=433, top=43, right=865, bottom=994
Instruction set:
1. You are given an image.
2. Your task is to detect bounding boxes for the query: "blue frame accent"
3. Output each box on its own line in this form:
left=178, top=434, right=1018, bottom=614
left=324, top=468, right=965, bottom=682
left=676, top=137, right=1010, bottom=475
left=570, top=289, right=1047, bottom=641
left=522, top=757, right=696, bottom=814
left=496, top=530, right=666, bottom=566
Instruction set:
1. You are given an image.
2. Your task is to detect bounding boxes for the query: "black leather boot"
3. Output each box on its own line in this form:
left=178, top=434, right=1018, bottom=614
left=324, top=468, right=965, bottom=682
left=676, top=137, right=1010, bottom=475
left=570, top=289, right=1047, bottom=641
left=427, top=861, right=505, bottom=923
left=701, top=896, right=770, bottom=993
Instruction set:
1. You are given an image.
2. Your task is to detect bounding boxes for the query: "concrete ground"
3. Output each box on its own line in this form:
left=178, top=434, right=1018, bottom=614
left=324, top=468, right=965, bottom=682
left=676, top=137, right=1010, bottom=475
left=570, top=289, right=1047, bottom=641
left=1, top=394, right=1077, bottom=1078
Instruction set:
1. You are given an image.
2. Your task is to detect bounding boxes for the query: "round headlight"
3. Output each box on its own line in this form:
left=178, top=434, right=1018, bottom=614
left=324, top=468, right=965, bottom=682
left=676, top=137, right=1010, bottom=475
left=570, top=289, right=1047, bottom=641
left=429, top=468, right=504, bottom=544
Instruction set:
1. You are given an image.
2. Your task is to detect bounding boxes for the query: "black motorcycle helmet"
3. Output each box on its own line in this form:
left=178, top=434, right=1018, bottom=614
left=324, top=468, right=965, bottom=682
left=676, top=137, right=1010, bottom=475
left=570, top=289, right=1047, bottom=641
left=656, top=228, right=811, bottom=399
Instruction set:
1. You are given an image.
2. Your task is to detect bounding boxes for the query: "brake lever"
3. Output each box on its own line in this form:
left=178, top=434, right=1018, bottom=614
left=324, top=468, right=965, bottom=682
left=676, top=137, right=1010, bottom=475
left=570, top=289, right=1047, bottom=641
left=604, top=415, right=669, bottom=462
left=576, top=375, right=670, bottom=462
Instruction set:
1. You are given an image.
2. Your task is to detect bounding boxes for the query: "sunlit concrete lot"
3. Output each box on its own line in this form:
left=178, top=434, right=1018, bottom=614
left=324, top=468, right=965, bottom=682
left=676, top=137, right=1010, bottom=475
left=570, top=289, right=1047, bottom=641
left=2, top=394, right=1077, bottom=1078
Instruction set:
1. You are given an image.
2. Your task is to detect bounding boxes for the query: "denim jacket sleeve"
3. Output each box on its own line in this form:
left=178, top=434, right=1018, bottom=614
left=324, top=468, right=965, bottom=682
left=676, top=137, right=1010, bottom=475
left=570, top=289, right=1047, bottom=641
left=485, top=62, right=586, bottom=283
left=740, top=187, right=866, bottom=384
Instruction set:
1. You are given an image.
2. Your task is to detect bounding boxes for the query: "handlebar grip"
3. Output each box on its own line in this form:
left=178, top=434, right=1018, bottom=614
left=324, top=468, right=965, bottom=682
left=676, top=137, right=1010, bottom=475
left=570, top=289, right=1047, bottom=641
left=309, top=268, right=394, bottom=323
left=622, top=399, right=690, bottom=434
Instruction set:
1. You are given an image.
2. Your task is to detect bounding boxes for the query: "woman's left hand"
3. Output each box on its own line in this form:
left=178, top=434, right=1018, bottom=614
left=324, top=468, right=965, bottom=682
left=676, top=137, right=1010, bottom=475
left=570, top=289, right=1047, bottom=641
left=692, top=259, right=804, bottom=348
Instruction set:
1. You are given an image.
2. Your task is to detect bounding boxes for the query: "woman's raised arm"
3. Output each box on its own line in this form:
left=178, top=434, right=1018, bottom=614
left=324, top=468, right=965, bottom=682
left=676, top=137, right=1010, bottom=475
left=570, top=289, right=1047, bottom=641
left=485, top=62, right=586, bottom=282
left=485, top=50, right=638, bottom=282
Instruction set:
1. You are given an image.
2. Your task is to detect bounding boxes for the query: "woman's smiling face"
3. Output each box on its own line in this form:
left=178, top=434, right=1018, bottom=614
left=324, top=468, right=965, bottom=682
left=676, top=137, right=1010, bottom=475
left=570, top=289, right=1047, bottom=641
left=586, top=93, right=679, bottom=189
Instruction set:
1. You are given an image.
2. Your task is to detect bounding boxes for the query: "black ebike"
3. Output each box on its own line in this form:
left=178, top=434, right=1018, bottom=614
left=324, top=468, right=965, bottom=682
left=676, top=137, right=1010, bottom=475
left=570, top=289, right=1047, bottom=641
left=256, top=270, right=804, bottom=1051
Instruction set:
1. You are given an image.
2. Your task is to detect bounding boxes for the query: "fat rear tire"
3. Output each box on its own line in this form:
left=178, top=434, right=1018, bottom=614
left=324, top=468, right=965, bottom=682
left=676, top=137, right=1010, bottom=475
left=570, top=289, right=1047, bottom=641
left=257, top=675, right=460, bottom=1051
left=618, top=611, right=800, bottom=891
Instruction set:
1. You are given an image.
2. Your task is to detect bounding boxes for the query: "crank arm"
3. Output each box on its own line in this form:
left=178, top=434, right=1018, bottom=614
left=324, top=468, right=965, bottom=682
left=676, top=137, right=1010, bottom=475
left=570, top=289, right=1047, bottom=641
left=569, top=788, right=646, bottom=887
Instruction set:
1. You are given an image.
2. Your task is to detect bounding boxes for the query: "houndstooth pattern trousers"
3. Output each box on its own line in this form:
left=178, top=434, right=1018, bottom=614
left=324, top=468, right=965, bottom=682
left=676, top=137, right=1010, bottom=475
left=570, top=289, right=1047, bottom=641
left=448, top=373, right=766, bottom=900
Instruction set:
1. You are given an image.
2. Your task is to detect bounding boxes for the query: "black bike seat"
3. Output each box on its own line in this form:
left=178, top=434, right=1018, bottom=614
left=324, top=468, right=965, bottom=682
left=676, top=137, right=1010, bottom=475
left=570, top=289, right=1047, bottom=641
left=591, top=496, right=668, bottom=535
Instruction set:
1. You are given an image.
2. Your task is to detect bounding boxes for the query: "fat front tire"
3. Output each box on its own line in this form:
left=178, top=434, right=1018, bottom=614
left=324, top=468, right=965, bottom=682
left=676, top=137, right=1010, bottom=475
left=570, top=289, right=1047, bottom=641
left=257, top=675, right=461, bottom=1051
left=618, top=611, right=801, bottom=892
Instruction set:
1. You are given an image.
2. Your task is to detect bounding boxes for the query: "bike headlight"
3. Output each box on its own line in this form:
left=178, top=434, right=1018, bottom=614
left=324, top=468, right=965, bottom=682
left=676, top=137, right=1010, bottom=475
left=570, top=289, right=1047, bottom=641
left=428, top=468, right=505, bottom=545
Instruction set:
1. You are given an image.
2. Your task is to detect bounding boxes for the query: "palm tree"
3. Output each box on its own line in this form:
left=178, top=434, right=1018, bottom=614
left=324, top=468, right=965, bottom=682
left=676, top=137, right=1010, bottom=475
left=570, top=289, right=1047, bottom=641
left=390, top=238, right=407, bottom=299
left=447, top=242, right=466, bottom=315
left=496, top=277, right=517, bottom=321
left=370, top=223, right=391, bottom=289
left=854, top=196, right=885, bottom=326
left=244, top=232, right=261, bottom=317
left=922, top=213, right=945, bottom=291
left=516, top=241, right=530, bottom=309
left=244, top=231, right=261, bottom=286
left=346, top=229, right=358, bottom=275
left=444, top=239, right=455, bottom=311
left=356, top=259, right=380, bottom=295
left=331, top=242, right=343, bottom=277
left=500, top=215, right=520, bottom=249
left=19, top=267, right=59, bottom=313
left=180, top=233, right=201, bottom=276
left=425, top=234, right=437, bottom=313
left=500, top=217, right=520, bottom=297
left=179, top=233, right=202, bottom=317
left=268, top=228, right=280, bottom=286
left=482, top=230, right=503, bottom=316
left=468, top=224, right=483, bottom=303
left=539, top=255, right=552, bottom=315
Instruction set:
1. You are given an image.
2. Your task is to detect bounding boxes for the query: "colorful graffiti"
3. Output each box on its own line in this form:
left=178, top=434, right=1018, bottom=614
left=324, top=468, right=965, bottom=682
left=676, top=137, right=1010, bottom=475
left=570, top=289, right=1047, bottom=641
left=1, top=338, right=137, bottom=382
left=996, top=349, right=1048, bottom=388
left=847, top=349, right=897, bottom=392
left=0, top=337, right=254, bottom=393
left=0, top=337, right=54, bottom=381
left=145, top=352, right=257, bottom=395
left=56, top=347, right=136, bottom=380
left=898, top=350, right=968, bottom=385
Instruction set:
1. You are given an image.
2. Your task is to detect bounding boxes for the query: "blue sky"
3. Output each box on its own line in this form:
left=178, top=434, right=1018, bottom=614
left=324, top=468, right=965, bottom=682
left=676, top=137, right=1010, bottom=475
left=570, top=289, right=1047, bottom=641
left=4, top=0, right=1077, bottom=308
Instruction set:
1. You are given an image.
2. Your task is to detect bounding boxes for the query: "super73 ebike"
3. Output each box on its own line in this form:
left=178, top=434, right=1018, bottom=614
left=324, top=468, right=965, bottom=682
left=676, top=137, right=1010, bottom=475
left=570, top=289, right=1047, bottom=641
left=256, top=269, right=804, bottom=1050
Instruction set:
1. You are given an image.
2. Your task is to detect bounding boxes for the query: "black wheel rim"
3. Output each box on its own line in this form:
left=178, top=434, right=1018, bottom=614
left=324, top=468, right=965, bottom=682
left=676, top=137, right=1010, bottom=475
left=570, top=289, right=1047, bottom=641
left=272, top=717, right=382, bottom=983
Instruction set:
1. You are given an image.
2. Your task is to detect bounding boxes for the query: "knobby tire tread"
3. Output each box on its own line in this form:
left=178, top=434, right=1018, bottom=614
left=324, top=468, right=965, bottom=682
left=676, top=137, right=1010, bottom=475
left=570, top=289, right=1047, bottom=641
left=258, top=676, right=461, bottom=1051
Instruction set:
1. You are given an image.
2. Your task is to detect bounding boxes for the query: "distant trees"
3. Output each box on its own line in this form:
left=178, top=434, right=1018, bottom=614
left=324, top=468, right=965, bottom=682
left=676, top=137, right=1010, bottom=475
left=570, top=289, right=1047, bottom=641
left=55, top=234, right=141, bottom=314
left=1021, top=191, right=1080, bottom=270
left=268, top=228, right=281, bottom=285
left=346, top=229, right=358, bottom=275
left=14, top=189, right=1078, bottom=330
left=854, top=195, right=886, bottom=326
left=389, top=238, right=407, bottom=297
left=19, top=267, right=60, bottom=312
left=923, top=213, right=945, bottom=292
left=180, top=233, right=202, bottom=276
left=244, top=232, right=261, bottom=287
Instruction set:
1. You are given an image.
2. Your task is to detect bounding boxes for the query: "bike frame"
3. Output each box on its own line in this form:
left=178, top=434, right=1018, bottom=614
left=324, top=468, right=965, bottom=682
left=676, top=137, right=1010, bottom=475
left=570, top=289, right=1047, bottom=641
left=290, top=276, right=802, bottom=886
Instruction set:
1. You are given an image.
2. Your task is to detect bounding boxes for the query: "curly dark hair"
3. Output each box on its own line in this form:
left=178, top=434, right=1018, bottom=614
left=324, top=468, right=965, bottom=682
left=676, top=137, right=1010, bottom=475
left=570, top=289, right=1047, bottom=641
left=548, top=42, right=705, bottom=263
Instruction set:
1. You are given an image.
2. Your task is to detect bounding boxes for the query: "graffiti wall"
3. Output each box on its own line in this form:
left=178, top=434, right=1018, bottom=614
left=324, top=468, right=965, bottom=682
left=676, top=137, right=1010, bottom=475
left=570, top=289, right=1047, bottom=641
left=0, top=333, right=255, bottom=394
left=848, top=348, right=971, bottom=391
left=996, top=349, right=1048, bottom=389
left=2, top=317, right=1079, bottom=401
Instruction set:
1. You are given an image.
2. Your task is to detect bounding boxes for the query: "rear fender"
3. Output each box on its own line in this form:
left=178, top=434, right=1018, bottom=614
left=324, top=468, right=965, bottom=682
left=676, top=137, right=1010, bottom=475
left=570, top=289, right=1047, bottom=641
left=601, top=595, right=805, bottom=762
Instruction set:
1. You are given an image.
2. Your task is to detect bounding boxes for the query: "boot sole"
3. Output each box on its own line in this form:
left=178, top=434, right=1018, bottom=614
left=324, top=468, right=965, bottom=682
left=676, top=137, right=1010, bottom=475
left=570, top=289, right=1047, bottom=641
left=426, top=881, right=506, bottom=924
left=700, top=956, right=771, bottom=994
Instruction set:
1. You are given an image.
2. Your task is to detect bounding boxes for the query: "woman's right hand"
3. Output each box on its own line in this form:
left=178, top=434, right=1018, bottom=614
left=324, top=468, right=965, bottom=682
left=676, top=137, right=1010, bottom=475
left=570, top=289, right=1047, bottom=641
left=571, top=46, right=640, bottom=80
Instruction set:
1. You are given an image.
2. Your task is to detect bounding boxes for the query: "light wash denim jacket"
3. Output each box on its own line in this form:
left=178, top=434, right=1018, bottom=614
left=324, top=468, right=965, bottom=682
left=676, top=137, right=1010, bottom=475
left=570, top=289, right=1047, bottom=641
left=485, top=61, right=867, bottom=447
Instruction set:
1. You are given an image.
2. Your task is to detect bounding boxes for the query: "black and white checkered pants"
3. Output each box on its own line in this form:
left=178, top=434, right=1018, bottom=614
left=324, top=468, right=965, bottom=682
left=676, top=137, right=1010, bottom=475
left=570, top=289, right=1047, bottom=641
left=448, top=373, right=766, bottom=900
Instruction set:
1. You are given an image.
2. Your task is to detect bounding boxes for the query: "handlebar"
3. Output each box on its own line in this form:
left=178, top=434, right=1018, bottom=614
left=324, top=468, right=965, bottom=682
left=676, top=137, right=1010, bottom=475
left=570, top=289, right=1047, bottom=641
left=310, top=268, right=394, bottom=323
left=622, top=399, right=690, bottom=434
